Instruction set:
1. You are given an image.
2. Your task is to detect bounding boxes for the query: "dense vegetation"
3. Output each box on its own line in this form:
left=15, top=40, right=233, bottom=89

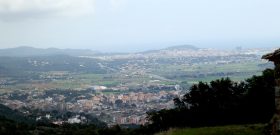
left=0, top=69, right=275, bottom=135
left=0, top=104, right=35, bottom=124
left=146, top=69, right=275, bottom=134
left=156, top=124, right=265, bottom=135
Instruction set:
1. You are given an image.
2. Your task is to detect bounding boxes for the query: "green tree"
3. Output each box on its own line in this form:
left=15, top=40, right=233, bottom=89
left=243, top=69, right=275, bottom=122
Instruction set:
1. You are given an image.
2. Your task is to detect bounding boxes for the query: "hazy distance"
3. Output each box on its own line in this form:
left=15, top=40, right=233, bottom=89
left=0, top=0, right=279, bottom=52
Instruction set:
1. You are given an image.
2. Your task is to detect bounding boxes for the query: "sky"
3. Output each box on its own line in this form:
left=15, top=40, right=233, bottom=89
left=0, top=0, right=279, bottom=52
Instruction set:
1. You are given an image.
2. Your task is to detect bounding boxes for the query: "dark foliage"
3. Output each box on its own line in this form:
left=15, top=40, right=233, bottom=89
left=147, top=69, right=275, bottom=132
left=0, top=104, right=35, bottom=124
left=0, top=117, right=34, bottom=135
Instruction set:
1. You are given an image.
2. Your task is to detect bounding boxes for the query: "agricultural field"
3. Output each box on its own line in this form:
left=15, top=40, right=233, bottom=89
left=0, top=47, right=274, bottom=92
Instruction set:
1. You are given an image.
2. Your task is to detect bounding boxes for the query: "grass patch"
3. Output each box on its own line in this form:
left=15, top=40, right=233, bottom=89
left=156, top=124, right=265, bottom=135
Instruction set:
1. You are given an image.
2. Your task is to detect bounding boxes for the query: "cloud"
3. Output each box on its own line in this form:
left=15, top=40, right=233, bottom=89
left=0, top=0, right=95, bottom=21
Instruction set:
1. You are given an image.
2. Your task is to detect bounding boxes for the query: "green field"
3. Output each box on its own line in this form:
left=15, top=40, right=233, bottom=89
left=154, top=62, right=263, bottom=73
left=156, top=124, right=265, bottom=135
left=1, top=60, right=271, bottom=91
left=152, top=61, right=267, bottom=84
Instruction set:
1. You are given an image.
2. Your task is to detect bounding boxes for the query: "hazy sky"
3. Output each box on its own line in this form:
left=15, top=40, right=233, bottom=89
left=0, top=0, right=279, bottom=52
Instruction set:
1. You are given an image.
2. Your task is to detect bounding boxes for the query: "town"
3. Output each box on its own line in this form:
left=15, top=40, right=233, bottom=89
left=1, top=87, right=182, bottom=126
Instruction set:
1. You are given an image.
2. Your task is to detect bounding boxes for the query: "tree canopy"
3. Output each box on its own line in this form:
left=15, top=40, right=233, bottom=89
left=148, top=69, right=275, bottom=132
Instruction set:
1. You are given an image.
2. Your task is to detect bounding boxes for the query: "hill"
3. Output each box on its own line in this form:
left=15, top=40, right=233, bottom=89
left=156, top=124, right=265, bottom=135
left=0, top=104, right=35, bottom=124
left=0, top=46, right=99, bottom=57
left=164, top=45, right=199, bottom=50
left=0, top=45, right=198, bottom=57
left=142, top=45, right=199, bottom=54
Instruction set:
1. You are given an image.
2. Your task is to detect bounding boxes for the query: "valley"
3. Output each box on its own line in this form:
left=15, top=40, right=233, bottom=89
left=0, top=46, right=274, bottom=126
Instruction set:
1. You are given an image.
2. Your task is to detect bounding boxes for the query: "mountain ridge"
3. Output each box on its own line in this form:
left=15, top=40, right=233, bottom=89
left=164, top=45, right=198, bottom=50
left=0, top=46, right=100, bottom=57
left=0, top=45, right=199, bottom=57
left=139, top=45, right=199, bottom=54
